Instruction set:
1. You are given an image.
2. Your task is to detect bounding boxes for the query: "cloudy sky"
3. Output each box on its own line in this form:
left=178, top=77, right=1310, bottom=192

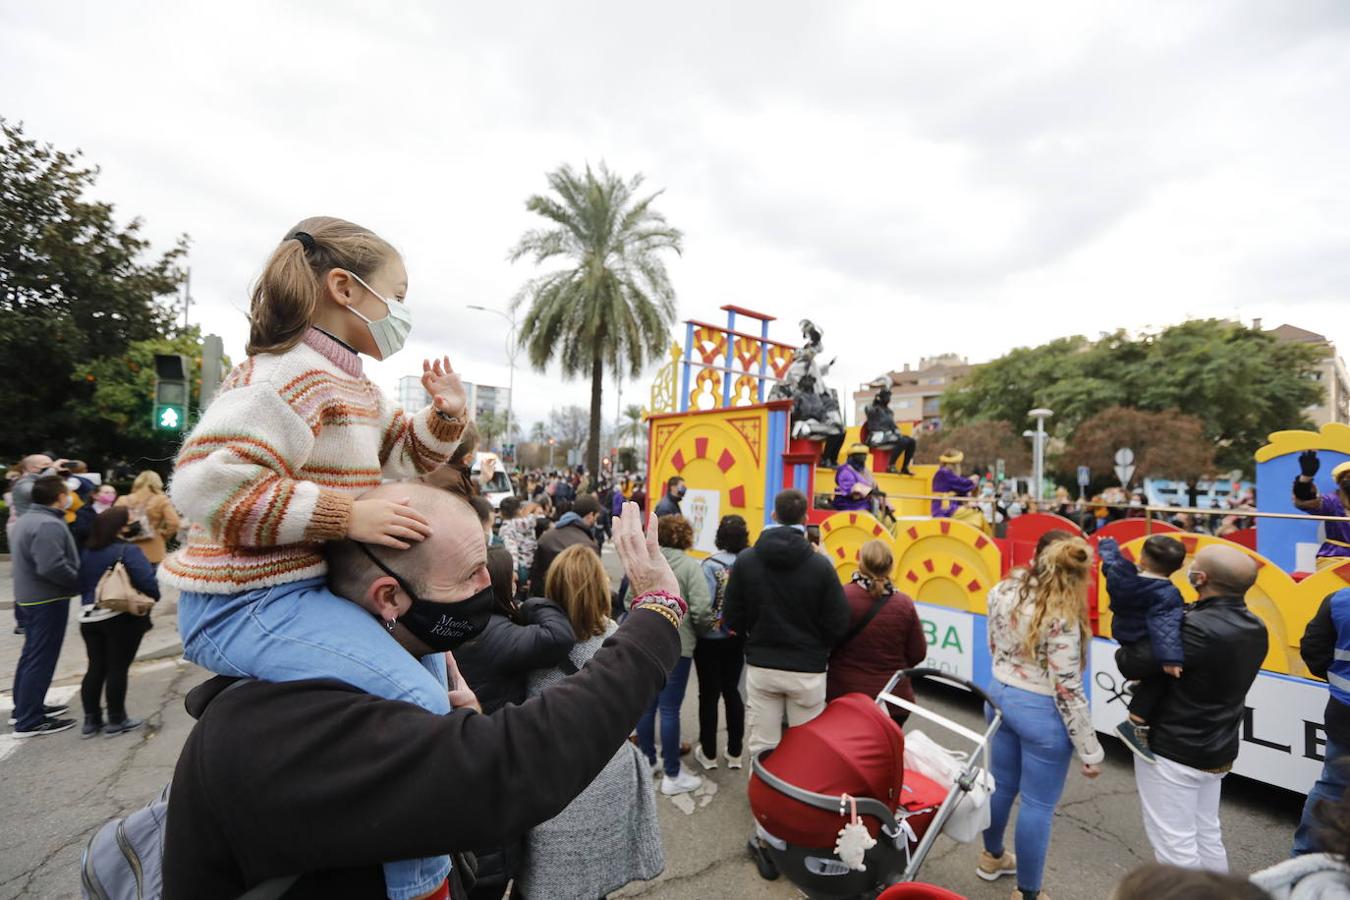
left=4, top=1, right=1349, bottom=434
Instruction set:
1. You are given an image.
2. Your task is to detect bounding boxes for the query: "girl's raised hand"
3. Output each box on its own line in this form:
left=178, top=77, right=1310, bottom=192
left=422, top=356, right=467, bottom=419
left=349, top=496, right=433, bottom=550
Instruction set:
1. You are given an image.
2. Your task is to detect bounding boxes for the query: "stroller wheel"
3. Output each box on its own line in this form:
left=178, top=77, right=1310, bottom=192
left=747, top=838, right=781, bottom=881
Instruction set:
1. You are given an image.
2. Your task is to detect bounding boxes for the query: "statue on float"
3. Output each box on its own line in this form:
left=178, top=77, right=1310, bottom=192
left=1292, top=450, right=1350, bottom=570
left=932, top=449, right=987, bottom=533
left=771, top=319, right=846, bottom=468
left=862, top=377, right=917, bottom=475
left=833, top=442, right=895, bottom=522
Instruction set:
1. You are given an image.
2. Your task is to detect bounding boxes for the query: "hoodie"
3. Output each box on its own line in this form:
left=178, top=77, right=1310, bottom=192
left=722, top=525, right=850, bottom=672
left=1251, top=853, right=1350, bottom=899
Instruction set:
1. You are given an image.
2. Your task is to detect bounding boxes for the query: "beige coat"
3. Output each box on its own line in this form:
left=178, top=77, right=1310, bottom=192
left=116, top=490, right=181, bottom=564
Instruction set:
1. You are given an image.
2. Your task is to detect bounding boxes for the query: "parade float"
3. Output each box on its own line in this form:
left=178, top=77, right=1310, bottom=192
left=646, top=305, right=1346, bottom=794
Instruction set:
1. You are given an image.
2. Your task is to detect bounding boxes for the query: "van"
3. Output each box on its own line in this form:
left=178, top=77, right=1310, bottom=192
left=472, top=452, right=514, bottom=510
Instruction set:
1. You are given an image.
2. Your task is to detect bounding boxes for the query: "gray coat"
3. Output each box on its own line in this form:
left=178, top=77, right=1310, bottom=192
left=517, top=620, right=665, bottom=899
left=10, top=505, right=80, bottom=603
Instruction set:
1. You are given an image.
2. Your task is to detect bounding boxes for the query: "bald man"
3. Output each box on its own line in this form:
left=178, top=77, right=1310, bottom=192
left=1117, top=544, right=1268, bottom=873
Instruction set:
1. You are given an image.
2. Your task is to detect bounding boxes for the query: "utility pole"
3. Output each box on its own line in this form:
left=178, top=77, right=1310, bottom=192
left=468, top=305, right=518, bottom=460
left=182, top=266, right=192, bottom=331
left=1029, top=408, right=1054, bottom=501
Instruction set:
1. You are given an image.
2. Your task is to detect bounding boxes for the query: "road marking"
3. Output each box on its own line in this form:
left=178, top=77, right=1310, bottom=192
left=0, top=684, right=80, bottom=763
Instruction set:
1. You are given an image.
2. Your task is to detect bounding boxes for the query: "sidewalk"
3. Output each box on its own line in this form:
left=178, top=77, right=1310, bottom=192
left=0, top=558, right=183, bottom=696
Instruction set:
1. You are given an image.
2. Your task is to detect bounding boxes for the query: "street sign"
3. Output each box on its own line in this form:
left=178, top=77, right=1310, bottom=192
left=995, top=458, right=1006, bottom=482
left=1077, top=466, right=1091, bottom=487
left=1114, top=447, right=1135, bottom=486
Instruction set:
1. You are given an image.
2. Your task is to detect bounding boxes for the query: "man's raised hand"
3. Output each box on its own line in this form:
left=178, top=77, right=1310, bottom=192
left=614, top=502, right=680, bottom=599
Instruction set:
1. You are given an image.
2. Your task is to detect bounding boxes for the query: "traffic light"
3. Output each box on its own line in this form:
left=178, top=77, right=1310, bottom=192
left=153, top=354, right=190, bottom=431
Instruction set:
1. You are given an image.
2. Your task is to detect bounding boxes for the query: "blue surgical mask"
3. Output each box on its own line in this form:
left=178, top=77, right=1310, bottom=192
left=345, top=270, right=412, bottom=360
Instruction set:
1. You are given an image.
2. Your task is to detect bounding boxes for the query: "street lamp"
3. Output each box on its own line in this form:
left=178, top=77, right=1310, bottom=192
left=467, top=305, right=519, bottom=458
left=1028, top=408, right=1053, bottom=501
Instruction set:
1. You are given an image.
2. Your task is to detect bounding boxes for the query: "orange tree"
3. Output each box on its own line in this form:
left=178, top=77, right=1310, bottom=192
left=1057, top=406, right=1215, bottom=485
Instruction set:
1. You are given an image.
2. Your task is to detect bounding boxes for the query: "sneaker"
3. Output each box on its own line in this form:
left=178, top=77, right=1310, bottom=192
left=725, top=752, right=744, bottom=770
left=694, top=746, right=719, bottom=770
left=8, top=703, right=70, bottom=726
left=976, top=848, right=1017, bottom=881
left=747, top=838, right=780, bottom=881
left=1009, top=889, right=1049, bottom=900
left=104, top=718, right=144, bottom=737
left=13, top=717, right=76, bottom=738
left=81, top=717, right=105, bottom=739
left=1115, top=720, right=1156, bottom=764
left=13, top=626, right=23, bottom=635
left=660, top=768, right=703, bottom=795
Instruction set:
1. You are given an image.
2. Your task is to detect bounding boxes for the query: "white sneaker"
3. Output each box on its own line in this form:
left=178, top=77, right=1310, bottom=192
left=693, top=746, right=718, bottom=770
left=660, top=768, right=703, bottom=795
left=725, top=752, right=744, bottom=770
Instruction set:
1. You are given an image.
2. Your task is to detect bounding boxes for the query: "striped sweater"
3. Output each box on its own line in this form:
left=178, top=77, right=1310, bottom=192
left=160, top=328, right=461, bottom=593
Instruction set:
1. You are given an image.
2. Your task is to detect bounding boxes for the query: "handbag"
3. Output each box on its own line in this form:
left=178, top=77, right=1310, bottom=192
left=94, top=547, right=156, bottom=616
left=902, top=729, right=994, bottom=843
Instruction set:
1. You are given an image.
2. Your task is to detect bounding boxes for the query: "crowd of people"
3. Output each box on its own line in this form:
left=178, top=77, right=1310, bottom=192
left=6, top=215, right=1350, bottom=899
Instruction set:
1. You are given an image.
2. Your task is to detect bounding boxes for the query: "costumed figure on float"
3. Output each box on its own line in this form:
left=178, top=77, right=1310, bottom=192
left=1292, top=450, right=1350, bottom=569
left=832, top=443, right=895, bottom=522
left=862, top=378, right=917, bottom=475
left=771, top=320, right=847, bottom=468
left=931, top=449, right=987, bottom=533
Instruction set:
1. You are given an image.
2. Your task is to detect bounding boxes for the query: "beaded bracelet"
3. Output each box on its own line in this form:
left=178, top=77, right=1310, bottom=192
left=634, top=603, right=681, bottom=630
left=635, top=588, right=688, bottom=617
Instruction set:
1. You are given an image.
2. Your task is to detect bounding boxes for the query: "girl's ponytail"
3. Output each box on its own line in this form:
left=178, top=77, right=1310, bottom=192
left=245, top=216, right=398, bottom=356
left=857, top=539, right=895, bottom=600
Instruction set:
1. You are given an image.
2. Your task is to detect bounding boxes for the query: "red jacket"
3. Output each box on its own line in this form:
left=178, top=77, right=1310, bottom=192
left=826, top=582, right=927, bottom=719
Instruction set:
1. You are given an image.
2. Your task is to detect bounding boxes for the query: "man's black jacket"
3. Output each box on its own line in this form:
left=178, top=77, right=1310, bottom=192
left=528, top=519, right=596, bottom=597
left=1300, top=591, right=1350, bottom=747
left=162, top=608, right=679, bottom=899
left=1117, top=594, right=1267, bottom=771
left=722, top=525, right=849, bottom=673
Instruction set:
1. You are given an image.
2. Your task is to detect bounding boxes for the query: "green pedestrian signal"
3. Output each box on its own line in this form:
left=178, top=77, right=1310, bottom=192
left=153, top=353, right=190, bottom=432
left=156, top=404, right=185, bottom=430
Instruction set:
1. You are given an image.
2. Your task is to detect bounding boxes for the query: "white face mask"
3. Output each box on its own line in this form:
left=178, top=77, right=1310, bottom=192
left=58, top=494, right=73, bottom=511
left=345, top=270, right=412, bottom=360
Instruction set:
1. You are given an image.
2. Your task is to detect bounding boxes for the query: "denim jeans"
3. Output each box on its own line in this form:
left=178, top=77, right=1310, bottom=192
left=12, top=598, right=70, bottom=730
left=178, top=579, right=451, bottom=900
left=1294, top=733, right=1350, bottom=856
left=637, top=655, right=693, bottom=776
left=982, top=679, right=1075, bottom=895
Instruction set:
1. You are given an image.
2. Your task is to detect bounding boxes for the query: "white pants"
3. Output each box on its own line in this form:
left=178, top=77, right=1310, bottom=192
left=1134, top=755, right=1229, bottom=872
left=745, top=665, right=827, bottom=757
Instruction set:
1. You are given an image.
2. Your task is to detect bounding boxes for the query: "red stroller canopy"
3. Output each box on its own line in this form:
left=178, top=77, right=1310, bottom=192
left=749, top=693, right=906, bottom=847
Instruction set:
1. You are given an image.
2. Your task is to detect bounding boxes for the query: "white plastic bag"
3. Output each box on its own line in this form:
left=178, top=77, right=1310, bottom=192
left=902, top=729, right=994, bottom=844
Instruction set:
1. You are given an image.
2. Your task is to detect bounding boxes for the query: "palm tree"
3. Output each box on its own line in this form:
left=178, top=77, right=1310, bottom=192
left=476, top=409, right=506, bottom=450
left=619, top=403, right=646, bottom=450
left=509, top=163, right=683, bottom=484
left=529, top=421, right=547, bottom=445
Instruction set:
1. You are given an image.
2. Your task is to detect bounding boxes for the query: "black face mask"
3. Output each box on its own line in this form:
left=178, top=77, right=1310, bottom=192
left=674, top=486, right=687, bottom=499
left=848, top=455, right=867, bottom=470
left=358, top=544, right=494, bottom=652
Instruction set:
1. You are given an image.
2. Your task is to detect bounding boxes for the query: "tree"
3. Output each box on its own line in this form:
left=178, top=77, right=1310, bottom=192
left=476, top=409, right=507, bottom=450
left=0, top=119, right=187, bottom=464
left=509, top=162, right=682, bottom=483
left=1059, top=407, right=1215, bottom=485
left=618, top=404, right=646, bottom=449
left=529, top=421, right=547, bottom=445
left=548, top=405, right=589, bottom=451
left=913, top=421, right=1032, bottom=476
left=940, top=320, right=1322, bottom=470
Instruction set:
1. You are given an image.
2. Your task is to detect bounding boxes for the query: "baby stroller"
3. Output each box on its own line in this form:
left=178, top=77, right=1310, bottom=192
left=748, top=668, right=1002, bottom=899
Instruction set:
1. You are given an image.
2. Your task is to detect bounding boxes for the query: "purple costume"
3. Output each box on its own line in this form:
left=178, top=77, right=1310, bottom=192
left=1313, top=493, right=1350, bottom=559
left=931, top=467, right=977, bottom=518
left=833, top=462, right=875, bottom=512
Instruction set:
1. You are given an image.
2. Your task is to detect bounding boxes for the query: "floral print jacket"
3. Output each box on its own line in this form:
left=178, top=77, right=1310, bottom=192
left=987, top=573, right=1104, bottom=764
left=499, top=515, right=539, bottom=574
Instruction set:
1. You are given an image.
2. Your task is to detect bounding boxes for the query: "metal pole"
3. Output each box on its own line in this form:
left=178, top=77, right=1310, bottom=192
left=182, top=266, right=191, bottom=331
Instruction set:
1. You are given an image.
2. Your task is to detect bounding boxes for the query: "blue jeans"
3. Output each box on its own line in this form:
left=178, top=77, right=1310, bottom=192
left=982, top=679, right=1075, bottom=895
left=12, top=597, right=70, bottom=730
left=1294, top=732, right=1350, bottom=856
left=637, top=655, right=693, bottom=777
left=178, top=579, right=451, bottom=900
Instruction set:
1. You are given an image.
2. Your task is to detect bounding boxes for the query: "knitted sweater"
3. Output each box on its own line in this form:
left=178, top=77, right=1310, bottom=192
left=160, top=328, right=462, bottom=593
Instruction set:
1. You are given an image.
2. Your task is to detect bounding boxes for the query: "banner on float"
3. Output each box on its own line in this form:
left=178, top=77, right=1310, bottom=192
left=1089, top=637, right=1326, bottom=794
left=680, top=489, right=721, bottom=555
left=914, top=602, right=976, bottom=682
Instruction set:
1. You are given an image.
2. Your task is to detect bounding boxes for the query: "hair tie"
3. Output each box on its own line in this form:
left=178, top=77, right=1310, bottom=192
left=291, top=231, right=316, bottom=253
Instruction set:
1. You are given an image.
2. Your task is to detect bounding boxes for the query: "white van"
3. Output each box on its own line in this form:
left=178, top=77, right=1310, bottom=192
left=472, top=452, right=514, bottom=511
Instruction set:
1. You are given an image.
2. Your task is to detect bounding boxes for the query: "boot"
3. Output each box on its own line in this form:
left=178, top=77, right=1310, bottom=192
left=81, top=712, right=104, bottom=740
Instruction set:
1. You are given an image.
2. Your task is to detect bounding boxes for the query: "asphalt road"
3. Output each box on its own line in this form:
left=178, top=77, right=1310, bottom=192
left=0, top=541, right=1307, bottom=898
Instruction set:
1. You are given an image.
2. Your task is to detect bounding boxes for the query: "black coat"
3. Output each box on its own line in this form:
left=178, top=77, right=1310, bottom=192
left=455, top=600, right=575, bottom=716
left=723, top=525, right=850, bottom=673
left=1300, top=592, right=1350, bottom=747
left=528, top=519, right=596, bottom=598
left=162, top=608, right=680, bottom=900
left=1117, top=594, right=1267, bottom=770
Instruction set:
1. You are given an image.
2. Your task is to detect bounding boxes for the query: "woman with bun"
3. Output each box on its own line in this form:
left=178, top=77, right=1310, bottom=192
left=975, top=530, right=1103, bottom=900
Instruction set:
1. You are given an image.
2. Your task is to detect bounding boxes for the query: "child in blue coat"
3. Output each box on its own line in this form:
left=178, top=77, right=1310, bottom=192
left=1099, top=535, right=1186, bottom=763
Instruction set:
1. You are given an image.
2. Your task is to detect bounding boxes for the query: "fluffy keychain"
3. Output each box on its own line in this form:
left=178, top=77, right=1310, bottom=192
left=834, top=794, right=877, bottom=871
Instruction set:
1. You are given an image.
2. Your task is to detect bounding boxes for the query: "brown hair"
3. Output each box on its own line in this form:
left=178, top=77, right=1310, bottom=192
left=658, top=515, right=694, bottom=550
left=1110, top=863, right=1269, bottom=900
left=1017, top=535, right=1093, bottom=661
left=485, top=545, right=518, bottom=622
left=130, top=470, right=164, bottom=495
left=448, top=421, right=479, bottom=466
left=857, top=539, right=895, bottom=599
left=246, top=216, right=399, bottom=356
left=544, top=544, right=610, bottom=640
left=88, top=507, right=131, bottom=551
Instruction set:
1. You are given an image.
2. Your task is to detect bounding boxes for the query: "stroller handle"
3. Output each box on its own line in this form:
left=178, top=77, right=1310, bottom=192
left=890, top=667, right=999, bottom=712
